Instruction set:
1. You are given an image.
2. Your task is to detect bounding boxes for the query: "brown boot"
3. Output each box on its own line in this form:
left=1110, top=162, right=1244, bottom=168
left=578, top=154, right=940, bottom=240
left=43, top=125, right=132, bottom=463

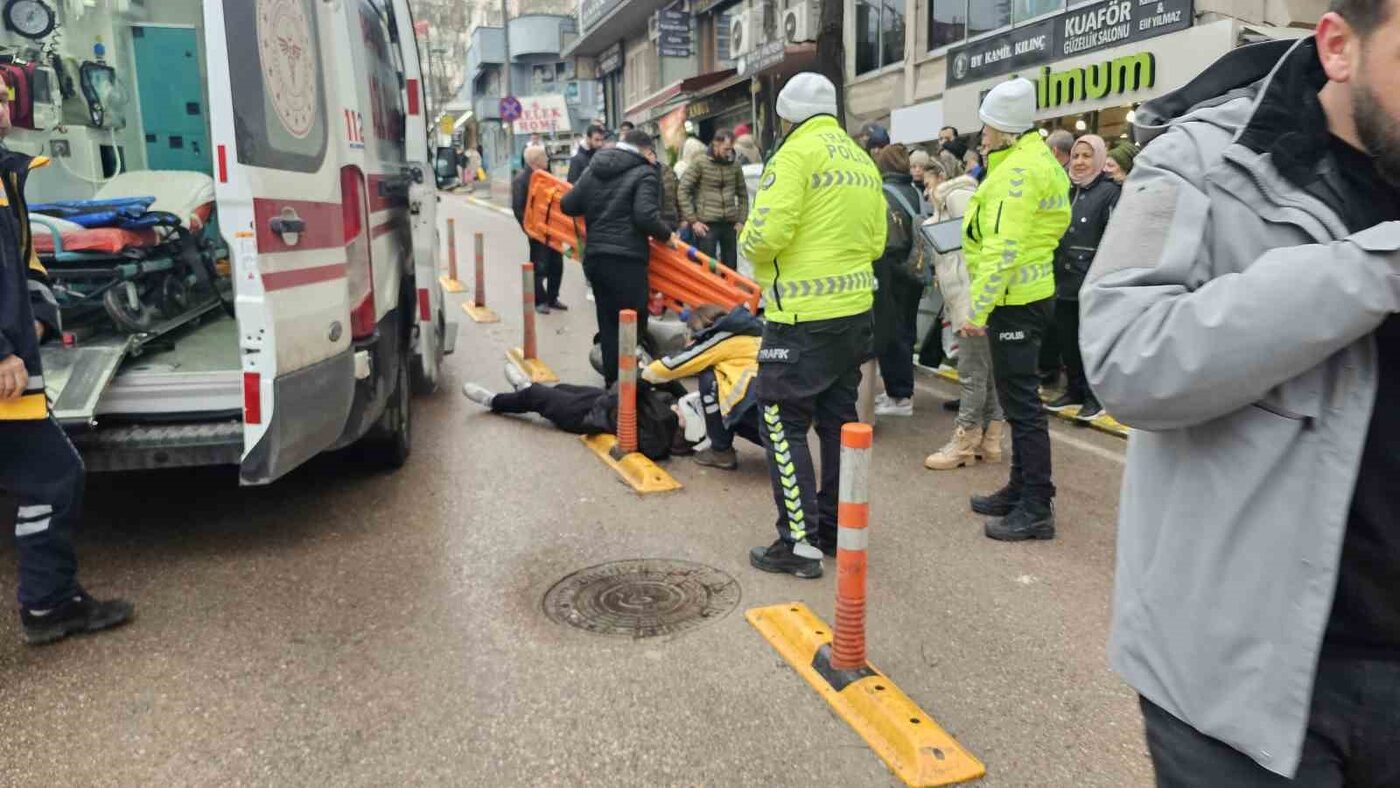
left=979, top=420, right=1006, bottom=463
left=924, top=426, right=982, bottom=470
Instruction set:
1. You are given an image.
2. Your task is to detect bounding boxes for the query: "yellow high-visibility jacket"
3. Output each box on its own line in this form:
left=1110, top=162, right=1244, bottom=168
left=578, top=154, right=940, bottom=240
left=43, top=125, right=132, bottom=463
left=642, top=307, right=761, bottom=425
left=963, top=131, right=1071, bottom=326
left=739, top=116, right=886, bottom=324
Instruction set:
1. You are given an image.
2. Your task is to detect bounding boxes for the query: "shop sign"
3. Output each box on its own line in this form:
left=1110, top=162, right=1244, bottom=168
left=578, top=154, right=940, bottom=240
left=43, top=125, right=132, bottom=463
left=580, top=0, right=623, bottom=32
left=658, top=3, right=692, bottom=58
left=947, top=0, right=1192, bottom=87
left=597, top=41, right=623, bottom=75
left=738, top=40, right=785, bottom=77
left=513, top=94, right=573, bottom=134
left=1034, top=52, right=1155, bottom=109
left=687, top=88, right=748, bottom=121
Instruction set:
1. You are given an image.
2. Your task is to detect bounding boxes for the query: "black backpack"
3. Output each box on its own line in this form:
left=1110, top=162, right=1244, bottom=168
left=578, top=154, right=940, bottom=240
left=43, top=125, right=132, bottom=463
left=882, top=184, right=932, bottom=286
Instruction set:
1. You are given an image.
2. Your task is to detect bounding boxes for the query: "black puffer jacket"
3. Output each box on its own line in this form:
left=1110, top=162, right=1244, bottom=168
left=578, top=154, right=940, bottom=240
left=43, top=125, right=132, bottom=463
left=566, top=146, right=594, bottom=184
left=1054, top=174, right=1120, bottom=300
left=560, top=147, right=673, bottom=264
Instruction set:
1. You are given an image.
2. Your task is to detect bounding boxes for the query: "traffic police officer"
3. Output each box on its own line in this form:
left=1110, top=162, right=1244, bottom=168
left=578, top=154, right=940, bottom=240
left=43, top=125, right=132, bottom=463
left=960, top=78, right=1071, bottom=541
left=739, top=73, right=886, bottom=579
left=0, top=76, right=133, bottom=644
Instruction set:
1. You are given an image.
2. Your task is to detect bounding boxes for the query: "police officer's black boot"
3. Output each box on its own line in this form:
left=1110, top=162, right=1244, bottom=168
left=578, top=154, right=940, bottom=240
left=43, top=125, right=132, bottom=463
left=21, top=590, right=134, bottom=645
left=970, top=484, right=1021, bottom=517
left=985, top=500, right=1056, bottom=542
left=749, top=539, right=823, bottom=579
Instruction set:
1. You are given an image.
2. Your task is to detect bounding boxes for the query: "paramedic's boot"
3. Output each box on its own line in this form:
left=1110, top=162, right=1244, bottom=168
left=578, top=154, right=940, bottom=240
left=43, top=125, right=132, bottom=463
left=462, top=383, right=496, bottom=408
left=971, top=483, right=1021, bottom=517
left=693, top=447, right=738, bottom=470
left=503, top=363, right=532, bottom=392
left=985, top=500, right=1056, bottom=542
left=22, top=591, right=134, bottom=646
left=749, top=539, right=823, bottom=579
left=924, top=426, right=982, bottom=471
left=978, top=420, right=1006, bottom=463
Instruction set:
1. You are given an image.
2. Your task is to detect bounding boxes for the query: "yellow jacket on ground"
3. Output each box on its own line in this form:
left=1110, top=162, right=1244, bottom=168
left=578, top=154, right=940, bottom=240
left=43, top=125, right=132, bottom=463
left=739, top=116, right=885, bottom=324
left=963, top=131, right=1071, bottom=326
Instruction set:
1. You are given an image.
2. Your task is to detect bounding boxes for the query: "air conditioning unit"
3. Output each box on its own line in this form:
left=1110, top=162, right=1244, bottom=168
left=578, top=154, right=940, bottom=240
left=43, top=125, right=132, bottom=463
left=783, top=0, right=818, bottom=44
left=729, top=10, right=753, bottom=57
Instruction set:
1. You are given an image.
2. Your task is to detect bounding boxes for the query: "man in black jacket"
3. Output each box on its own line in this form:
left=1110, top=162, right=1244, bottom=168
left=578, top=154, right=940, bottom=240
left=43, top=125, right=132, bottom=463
left=0, top=87, right=132, bottom=645
left=512, top=145, right=567, bottom=313
left=560, top=129, right=675, bottom=384
left=566, top=125, right=606, bottom=184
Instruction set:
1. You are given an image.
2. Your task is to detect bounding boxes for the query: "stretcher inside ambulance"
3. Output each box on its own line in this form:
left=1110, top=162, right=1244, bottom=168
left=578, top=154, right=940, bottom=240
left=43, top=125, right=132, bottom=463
left=3, top=0, right=449, bottom=483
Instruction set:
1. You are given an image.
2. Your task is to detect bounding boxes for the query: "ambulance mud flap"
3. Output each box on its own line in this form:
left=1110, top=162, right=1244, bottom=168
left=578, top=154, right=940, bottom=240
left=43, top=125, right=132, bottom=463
left=240, top=350, right=355, bottom=485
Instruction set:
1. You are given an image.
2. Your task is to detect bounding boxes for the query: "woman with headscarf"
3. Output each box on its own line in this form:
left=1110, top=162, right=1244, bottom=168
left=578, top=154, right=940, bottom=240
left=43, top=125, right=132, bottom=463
left=1104, top=141, right=1139, bottom=184
left=1043, top=134, right=1120, bottom=422
left=732, top=133, right=762, bottom=166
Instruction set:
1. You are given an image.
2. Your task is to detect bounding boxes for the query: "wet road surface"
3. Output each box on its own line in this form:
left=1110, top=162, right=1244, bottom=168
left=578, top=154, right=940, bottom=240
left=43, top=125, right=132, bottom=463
left=0, top=194, right=1151, bottom=786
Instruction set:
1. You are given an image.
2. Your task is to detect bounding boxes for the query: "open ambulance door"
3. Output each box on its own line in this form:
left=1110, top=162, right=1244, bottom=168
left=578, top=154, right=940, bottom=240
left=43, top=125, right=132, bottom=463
left=389, top=0, right=448, bottom=393
left=205, top=0, right=355, bottom=485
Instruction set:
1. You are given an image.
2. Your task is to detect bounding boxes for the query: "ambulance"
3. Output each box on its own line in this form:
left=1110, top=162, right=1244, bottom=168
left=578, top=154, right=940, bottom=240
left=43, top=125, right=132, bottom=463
left=2, top=0, right=453, bottom=483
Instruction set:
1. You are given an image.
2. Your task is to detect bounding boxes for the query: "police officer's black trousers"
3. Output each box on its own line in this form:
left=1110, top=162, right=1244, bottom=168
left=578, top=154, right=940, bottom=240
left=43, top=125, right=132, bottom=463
left=988, top=299, right=1056, bottom=504
left=755, top=313, right=873, bottom=549
left=0, top=417, right=83, bottom=610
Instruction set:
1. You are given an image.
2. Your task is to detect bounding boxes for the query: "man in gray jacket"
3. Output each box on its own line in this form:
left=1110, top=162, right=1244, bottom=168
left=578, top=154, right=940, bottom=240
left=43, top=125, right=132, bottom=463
left=1081, top=2, right=1400, bottom=783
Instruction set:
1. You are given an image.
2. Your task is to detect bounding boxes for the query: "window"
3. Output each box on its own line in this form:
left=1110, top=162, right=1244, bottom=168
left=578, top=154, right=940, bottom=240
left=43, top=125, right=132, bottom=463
left=224, top=0, right=328, bottom=173
left=855, top=0, right=904, bottom=75
left=928, top=0, right=967, bottom=51
left=968, top=0, right=1011, bottom=38
left=1013, top=0, right=1063, bottom=22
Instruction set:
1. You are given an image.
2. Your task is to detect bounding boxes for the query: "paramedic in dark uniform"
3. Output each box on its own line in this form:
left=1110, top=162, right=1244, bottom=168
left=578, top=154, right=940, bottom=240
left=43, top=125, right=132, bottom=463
left=738, top=73, right=887, bottom=579
left=0, top=77, right=133, bottom=644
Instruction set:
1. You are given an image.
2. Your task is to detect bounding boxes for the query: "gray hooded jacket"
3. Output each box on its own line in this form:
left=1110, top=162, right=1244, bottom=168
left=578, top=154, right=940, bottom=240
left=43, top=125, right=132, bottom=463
left=1081, top=38, right=1400, bottom=777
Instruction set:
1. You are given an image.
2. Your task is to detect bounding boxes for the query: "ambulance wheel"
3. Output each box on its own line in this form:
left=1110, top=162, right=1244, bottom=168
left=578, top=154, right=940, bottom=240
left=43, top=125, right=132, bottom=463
left=104, top=282, right=157, bottom=334
left=368, top=350, right=412, bottom=469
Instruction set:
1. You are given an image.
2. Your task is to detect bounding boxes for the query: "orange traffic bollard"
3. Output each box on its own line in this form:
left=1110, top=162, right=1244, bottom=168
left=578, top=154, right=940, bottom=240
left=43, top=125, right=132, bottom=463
left=831, top=422, right=873, bottom=671
left=521, top=262, right=538, bottom=360
left=440, top=217, right=465, bottom=293
left=473, top=231, right=486, bottom=308
left=615, top=309, right=639, bottom=456
left=504, top=262, right=555, bottom=382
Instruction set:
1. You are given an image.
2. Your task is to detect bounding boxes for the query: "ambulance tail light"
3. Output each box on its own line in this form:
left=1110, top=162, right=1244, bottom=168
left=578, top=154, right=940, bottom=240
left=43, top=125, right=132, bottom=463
left=342, top=166, right=376, bottom=338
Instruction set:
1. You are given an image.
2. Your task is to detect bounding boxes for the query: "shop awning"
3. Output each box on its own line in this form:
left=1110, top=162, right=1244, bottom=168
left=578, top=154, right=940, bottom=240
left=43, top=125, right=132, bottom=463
left=623, top=69, right=741, bottom=125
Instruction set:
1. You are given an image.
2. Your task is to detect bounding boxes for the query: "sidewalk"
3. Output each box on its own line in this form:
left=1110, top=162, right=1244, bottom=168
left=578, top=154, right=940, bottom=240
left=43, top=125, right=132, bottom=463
left=929, top=366, right=1130, bottom=438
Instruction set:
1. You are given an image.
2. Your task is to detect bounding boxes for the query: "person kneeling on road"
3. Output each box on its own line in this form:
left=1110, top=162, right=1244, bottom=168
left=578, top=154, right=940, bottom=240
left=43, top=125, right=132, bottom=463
left=463, top=365, right=683, bottom=461
left=641, top=304, right=763, bottom=470
left=738, top=73, right=886, bottom=579
left=0, top=130, right=132, bottom=645
left=961, top=78, right=1071, bottom=542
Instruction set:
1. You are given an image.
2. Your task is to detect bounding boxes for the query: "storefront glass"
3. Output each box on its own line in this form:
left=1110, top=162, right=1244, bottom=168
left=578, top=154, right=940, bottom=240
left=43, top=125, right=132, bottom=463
left=856, top=0, right=905, bottom=74
left=1013, top=0, right=1064, bottom=23
left=968, top=1, right=1011, bottom=38
left=928, top=0, right=967, bottom=50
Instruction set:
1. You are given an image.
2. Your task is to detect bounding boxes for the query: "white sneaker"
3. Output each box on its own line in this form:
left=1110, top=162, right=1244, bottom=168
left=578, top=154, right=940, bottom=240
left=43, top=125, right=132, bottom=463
left=503, top=363, right=532, bottom=392
left=461, top=383, right=496, bottom=408
left=874, top=392, right=891, bottom=406
left=875, top=397, right=914, bottom=417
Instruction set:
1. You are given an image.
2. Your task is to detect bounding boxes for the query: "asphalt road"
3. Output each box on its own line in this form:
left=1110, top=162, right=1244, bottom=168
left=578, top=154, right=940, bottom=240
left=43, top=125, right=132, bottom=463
left=0, top=194, right=1151, bottom=786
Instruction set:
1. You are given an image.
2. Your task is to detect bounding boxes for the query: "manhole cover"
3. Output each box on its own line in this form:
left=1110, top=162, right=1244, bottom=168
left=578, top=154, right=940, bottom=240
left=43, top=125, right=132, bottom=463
left=543, top=559, right=741, bottom=638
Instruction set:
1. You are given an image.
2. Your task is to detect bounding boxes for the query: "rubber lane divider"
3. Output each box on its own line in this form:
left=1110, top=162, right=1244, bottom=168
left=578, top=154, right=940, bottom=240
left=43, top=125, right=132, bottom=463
left=506, top=262, right=558, bottom=384
left=462, top=230, right=499, bottom=323
left=440, top=217, right=467, bottom=293
left=579, top=309, right=680, bottom=494
left=747, top=425, right=985, bottom=786
left=930, top=366, right=1127, bottom=438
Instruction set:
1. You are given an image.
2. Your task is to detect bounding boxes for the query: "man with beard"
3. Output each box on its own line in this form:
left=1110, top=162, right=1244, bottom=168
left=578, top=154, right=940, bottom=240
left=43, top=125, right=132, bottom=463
left=1080, top=1, right=1400, bottom=783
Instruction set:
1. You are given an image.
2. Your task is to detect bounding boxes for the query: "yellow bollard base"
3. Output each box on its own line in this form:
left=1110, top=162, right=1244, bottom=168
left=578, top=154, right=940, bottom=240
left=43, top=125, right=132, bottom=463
left=462, top=302, right=500, bottom=323
left=746, top=603, right=985, bottom=786
left=506, top=348, right=559, bottom=384
left=440, top=276, right=467, bottom=293
left=579, top=434, right=682, bottom=494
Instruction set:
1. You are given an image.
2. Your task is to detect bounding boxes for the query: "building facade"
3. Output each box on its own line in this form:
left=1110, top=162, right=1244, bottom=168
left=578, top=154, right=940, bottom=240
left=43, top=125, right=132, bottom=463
left=845, top=0, right=1330, bottom=147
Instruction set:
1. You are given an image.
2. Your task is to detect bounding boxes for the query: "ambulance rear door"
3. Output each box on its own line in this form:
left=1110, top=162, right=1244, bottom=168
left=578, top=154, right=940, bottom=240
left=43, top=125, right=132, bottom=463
left=205, top=0, right=355, bottom=484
